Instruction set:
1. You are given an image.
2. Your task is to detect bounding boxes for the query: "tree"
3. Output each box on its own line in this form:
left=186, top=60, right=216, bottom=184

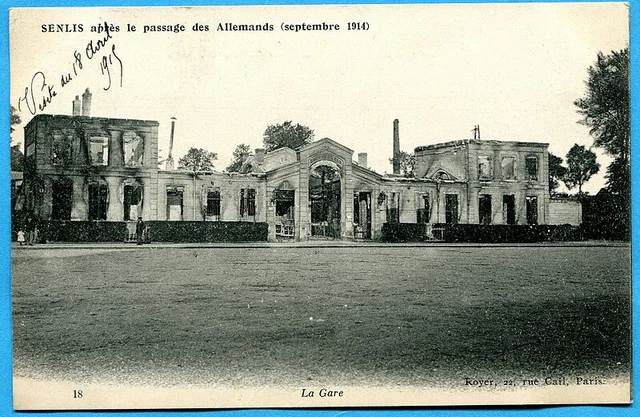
left=10, top=106, right=23, bottom=171
left=10, top=105, right=21, bottom=133
left=564, top=144, right=599, bottom=194
left=389, top=151, right=415, bottom=177
left=178, top=148, right=217, bottom=172
left=574, top=48, right=629, bottom=195
left=263, top=121, right=314, bottom=151
left=548, top=152, right=567, bottom=194
left=226, top=143, right=252, bottom=172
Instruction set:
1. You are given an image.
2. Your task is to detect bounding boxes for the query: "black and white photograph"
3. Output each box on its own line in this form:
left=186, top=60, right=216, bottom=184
left=9, top=3, right=631, bottom=409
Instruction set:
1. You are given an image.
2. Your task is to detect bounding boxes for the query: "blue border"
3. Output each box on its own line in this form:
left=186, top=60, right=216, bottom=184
left=1, top=1, right=636, bottom=416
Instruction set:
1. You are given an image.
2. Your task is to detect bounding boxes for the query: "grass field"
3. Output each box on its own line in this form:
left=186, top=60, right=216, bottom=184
left=12, top=245, right=631, bottom=388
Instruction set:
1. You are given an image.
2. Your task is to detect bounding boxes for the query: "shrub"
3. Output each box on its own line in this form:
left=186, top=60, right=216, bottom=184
left=380, top=223, right=583, bottom=243
left=432, top=223, right=583, bottom=243
left=380, top=223, right=427, bottom=242
left=21, top=220, right=268, bottom=243
left=145, top=221, right=268, bottom=243
left=37, top=221, right=128, bottom=243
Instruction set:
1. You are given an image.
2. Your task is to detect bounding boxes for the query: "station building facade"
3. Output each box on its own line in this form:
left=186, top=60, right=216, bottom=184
left=22, top=111, right=580, bottom=242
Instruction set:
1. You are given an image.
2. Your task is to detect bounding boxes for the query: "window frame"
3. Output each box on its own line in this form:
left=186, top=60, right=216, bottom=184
left=88, top=181, right=109, bottom=221
left=88, top=136, right=109, bottom=166
left=478, top=194, right=492, bottom=225
left=206, top=189, right=221, bottom=217
left=478, top=155, right=493, bottom=180
left=501, top=156, right=517, bottom=180
left=525, top=155, right=539, bottom=181
left=445, top=193, right=458, bottom=224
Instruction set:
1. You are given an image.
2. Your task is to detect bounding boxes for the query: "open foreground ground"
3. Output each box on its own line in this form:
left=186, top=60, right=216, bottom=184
left=12, top=245, right=631, bottom=389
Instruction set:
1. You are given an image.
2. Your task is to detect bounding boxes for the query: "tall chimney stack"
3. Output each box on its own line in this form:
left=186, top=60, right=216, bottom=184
left=166, top=117, right=176, bottom=171
left=81, top=88, right=92, bottom=116
left=72, top=96, right=81, bottom=116
left=393, top=119, right=400, bottom=174
left=358, top=152, right=368, bottom=169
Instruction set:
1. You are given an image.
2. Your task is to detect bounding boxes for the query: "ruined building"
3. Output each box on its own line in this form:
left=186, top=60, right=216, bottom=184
left=21, top=93, right=581, bottom=241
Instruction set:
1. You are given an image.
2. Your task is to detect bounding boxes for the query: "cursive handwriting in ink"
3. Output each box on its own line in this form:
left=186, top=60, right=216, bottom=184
left=17, top=21, right=123, bottom=116
left=61, top=50, right=85, bottom=88
left=18, top=71, right=57, bottom=115
left=86, top=22, right=115, bottom=60
left=99, top=44, right=124, bottom=91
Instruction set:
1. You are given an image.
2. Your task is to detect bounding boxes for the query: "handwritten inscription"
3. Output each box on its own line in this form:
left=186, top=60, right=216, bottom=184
left=17, top=72, right=57, bottom=115
left=18, top=17, right=371, bottom=116
left=99, top=45, right=123, bottom=91
left=17, top=21, right=124, bottom=115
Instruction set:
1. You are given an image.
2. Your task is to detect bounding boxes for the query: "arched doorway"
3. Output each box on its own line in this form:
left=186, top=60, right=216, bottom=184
left=309, top=164, right=341, bottom=238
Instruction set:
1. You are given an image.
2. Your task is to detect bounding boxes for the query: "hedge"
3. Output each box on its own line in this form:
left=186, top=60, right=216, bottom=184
left=435, top=223, right=583, bottom=243
left=381, top=222, right=583, bottom=243
left=37, top=221, right=129, bottom=243
left=145, top=221, right=268, bottom=243
left=17, top=220, right=268, bottom=243
left=380, top=223, right=428, bottom=242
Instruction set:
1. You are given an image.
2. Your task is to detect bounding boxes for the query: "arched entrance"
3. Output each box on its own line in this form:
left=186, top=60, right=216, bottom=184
left=309, top=164, right=341, bottom=238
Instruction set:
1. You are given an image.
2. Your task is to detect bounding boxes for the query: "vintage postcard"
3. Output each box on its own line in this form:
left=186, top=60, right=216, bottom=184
left=9, top=3, right=631, bottom=410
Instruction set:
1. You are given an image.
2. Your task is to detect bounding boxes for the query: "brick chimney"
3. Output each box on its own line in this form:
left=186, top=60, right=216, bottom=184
left=166, top=117, right=176, bottom=171
left=72, top=96, right=81, bottom=116
left=81, top=88, right=92, bottom=116
left=358, top=152, right=368, bottom=169
left=254, top=148, right=265, bottom=165
left=393, top=119, right=400, bottom=174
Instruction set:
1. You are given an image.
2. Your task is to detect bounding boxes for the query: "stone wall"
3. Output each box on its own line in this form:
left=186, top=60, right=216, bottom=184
left=549, top=199, right=582, bottom=226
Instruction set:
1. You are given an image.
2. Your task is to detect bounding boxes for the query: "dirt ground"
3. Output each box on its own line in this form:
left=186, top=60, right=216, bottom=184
left=12, top=245, right=631, bottom=388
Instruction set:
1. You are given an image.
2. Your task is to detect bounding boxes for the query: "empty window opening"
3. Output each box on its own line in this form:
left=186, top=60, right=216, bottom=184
left=275, top=190, right=295, bottom=218
left=417, top=193, right=431, bottom=223
left=52, top=134, right=73, bottom=165
left=275, top=189, right=295, bottom=238
left=503, top=194, right=516, bottom=225
left=502, top=157, right=516, bottom=180
left=206, top=190, right=221, bottom=217
left=386, top=192, right=400, bottom=223
left=353, top=192, right=372, bottom=239
left=525, top=156, right=539, bottom=181
left=445, top=194, right=458, bottom=224
left=247, top=189, right=256, bottom=216
left=166, top=189, right=183, bottom=220
left=526, top=196, right=538, bottom=225
left=240, top=188, right=256, bottom=217
left=89, top=136, right=109, bottom=166
left=51, top=178, right=73, bottom=220
left=124, top=184, right=143, bottom=221
left=88, top=182, right=108, bottom=221
left=478, top=156, right=492, bottom=179
left=309, top=165, right=341, bottom=238
left=479, top=194, right=492, bottom=225
left=123, top=132, right=144, bottom=167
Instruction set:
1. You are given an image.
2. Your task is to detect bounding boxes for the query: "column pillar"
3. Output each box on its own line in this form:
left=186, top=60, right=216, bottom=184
left=71, top=177, right=87, bottom=220
left=343, top=162, right=354, bottom=239
left=108, top=130, right=122, bottom=167
left=107, top=177, right=123, bottom=221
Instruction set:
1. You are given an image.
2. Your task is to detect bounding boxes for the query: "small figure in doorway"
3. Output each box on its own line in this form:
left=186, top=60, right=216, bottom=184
left=136, top=216, right=145, bottom=245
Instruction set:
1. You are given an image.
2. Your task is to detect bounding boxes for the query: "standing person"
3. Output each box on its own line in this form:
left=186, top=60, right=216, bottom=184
left=17, top=230, right=25, bottom=246
left=136, top=216, right=145, bottom=245
left=25, top=214, right=36, bottom=246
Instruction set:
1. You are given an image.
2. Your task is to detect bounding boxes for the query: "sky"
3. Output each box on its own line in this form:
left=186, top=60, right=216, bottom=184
left=9, top=3, right=629, bottom=193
